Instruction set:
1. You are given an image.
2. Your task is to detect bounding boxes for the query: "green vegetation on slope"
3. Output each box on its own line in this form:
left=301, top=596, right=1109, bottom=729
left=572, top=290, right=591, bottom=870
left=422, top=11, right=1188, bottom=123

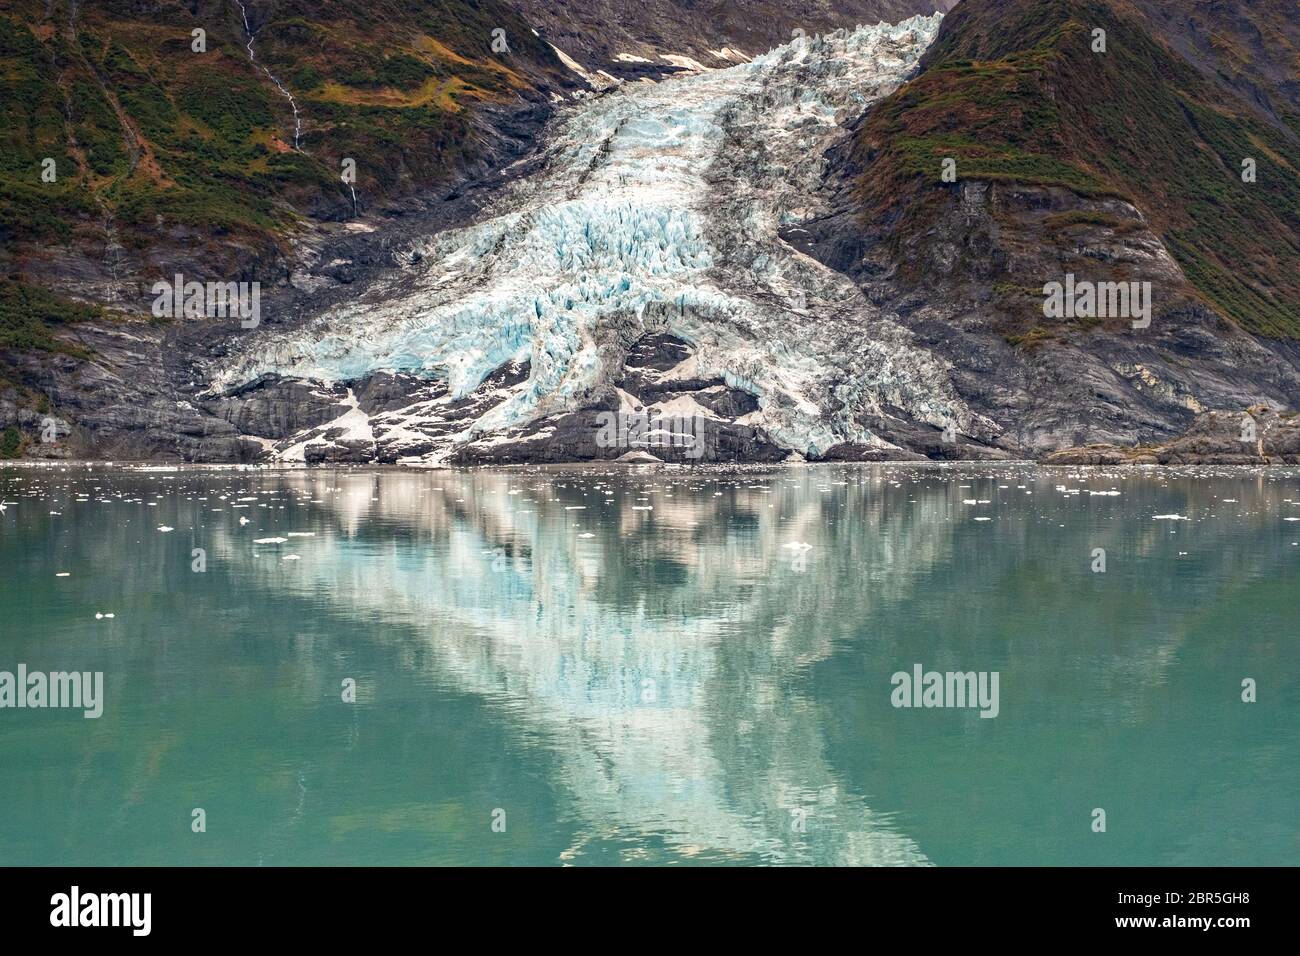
left=855, top=0, right=1300, bottom=338
left=0, top=425, right=22, bottom=458
left=0, top=279, right=98, bottom=357
left=0, top=0, right=564, bottom=261
left=0, top=0, right=568, bottom=380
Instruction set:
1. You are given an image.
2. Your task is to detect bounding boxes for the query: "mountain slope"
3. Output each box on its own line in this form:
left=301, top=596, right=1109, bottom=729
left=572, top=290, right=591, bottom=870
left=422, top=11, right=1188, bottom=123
left=851, top=0, right=1300, bottom=338
left=0, top=0, right=578, bottom=450
left=0, top=0, right=573, bottom=315
left=782, top=0, right=1300, bottom=454
left=1127, top=0, right=1300, bottom=134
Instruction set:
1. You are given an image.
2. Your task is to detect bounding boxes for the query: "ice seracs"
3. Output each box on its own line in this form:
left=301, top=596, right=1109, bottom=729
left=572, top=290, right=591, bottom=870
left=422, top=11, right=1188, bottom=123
left=214, top=16, right=975, bottom=464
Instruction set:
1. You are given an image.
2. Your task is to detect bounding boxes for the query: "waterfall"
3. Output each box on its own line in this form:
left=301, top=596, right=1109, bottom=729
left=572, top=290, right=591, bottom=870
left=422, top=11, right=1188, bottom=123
left=235, top=0, right=302, bottom=150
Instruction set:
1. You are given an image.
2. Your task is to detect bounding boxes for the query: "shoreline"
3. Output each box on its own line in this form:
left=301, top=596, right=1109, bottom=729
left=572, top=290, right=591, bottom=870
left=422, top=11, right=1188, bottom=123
left=6, top=458, right=1300, bottom=475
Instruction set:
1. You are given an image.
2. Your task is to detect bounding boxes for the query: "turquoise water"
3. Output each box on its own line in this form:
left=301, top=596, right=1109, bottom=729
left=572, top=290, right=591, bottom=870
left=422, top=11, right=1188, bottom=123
left=1, top=463, right=1296, bottom=866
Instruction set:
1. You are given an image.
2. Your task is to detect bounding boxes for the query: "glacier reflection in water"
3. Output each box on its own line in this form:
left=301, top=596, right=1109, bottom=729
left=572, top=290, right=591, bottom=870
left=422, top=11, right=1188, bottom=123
left=1, top=464, right=1297, bottom=865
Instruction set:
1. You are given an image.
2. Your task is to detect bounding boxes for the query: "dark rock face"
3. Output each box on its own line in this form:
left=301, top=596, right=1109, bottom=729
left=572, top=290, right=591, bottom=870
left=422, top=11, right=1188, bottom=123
left=1045, top=408, right=1300, bottom=465
left=451, top=412, right=788, bottom=466
left=208, top=377, right=351, bottom=440
left=352, top=373, right=432, bottom=416
left=450, top=335, right=789, bottom=465
left=795, top=131, right=1300, bottom=459
left=4, top=320, right=261, bottom=463
left=825, top=412, right=1012, bottom=462
left=819, top=443, right=927, bottom=462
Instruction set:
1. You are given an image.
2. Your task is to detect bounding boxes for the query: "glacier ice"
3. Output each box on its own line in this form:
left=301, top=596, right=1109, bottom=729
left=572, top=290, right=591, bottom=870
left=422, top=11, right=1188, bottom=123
left=213, top=14, right=983, bottom=459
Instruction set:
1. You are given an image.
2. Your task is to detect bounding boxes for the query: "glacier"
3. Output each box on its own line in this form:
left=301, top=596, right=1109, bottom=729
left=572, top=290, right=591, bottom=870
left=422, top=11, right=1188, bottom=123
left=212, top=14, right=988, bottom=462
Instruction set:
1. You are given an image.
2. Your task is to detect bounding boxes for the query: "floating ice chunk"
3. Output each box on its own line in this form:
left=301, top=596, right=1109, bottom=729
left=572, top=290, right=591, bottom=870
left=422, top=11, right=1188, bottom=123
left=1153, top=514, right=1189, bottom=520
left=782, top=541, right=813, bottom=551
left=55, top=572, right=70, bottom=577
left=158, top=525, right=174, bottom=532
left=287, top=531, right=316, bottom=537
left=255, top=536, right=289, bottom=544
left=282, top=555, right=301, bottom=561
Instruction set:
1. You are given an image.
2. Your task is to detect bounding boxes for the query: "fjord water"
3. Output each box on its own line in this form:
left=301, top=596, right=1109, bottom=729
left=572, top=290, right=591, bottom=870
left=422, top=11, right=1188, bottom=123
left=1, top=464, right=1296, bottom=866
